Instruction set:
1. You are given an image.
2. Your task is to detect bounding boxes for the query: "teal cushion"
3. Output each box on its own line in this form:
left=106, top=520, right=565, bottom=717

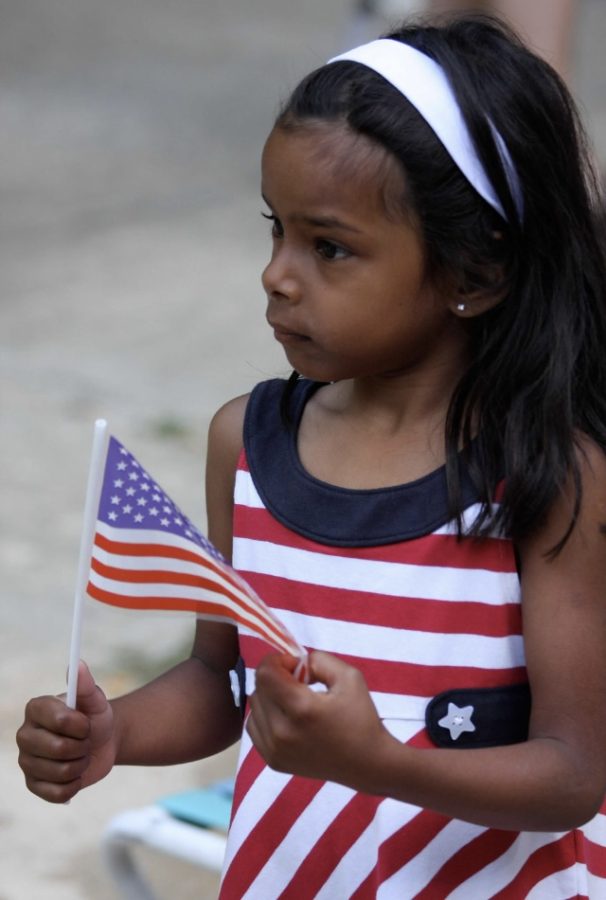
left=157, top=781, right=234, bottom=831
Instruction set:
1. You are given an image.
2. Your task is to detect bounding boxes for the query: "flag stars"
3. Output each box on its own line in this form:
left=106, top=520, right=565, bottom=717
left=102, top=438, right=207, bottom=544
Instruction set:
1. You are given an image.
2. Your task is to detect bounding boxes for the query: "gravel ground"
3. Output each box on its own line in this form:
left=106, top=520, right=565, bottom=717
left=2, top=1, right=605, bottom=898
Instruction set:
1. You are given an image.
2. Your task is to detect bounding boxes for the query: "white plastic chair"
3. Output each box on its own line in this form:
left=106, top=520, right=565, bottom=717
left=101, top=779, right=233, bottom=900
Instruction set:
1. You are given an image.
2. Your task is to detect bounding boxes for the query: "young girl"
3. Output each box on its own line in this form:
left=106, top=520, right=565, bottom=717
left=17, top=14, right=606, bottom=898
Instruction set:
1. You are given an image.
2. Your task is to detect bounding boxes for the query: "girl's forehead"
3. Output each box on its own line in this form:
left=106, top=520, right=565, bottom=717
left=262, top=122, right=408, bottom=217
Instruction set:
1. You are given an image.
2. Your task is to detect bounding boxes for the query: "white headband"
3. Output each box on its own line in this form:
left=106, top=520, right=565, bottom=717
left=328, top=39, right=522, bottom=222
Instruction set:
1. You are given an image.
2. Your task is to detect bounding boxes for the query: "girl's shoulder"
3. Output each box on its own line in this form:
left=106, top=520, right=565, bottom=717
left=208, top=392, right=250, bottom=464
left=208, top=378, right=302, bottom=458
left=207, top=378, right=305, bottom=479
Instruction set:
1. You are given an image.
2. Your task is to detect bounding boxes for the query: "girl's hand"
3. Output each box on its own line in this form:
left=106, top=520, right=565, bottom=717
left=247, top=651, right=392, bottom=790
left=16, top=661, right=116, bottom=803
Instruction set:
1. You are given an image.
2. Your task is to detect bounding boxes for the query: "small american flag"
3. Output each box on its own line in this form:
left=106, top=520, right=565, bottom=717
left=87, top=435, right=308, bottom=671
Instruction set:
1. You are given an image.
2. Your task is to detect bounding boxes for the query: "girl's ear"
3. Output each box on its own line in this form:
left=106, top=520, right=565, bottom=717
left=446, top=231, right=509, bottom=318
left=447, top=286, right=504, bottom=318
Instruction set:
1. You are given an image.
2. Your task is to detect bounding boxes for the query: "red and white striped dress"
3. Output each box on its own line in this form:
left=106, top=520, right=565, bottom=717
left=219, top=378, right=606, bottom=899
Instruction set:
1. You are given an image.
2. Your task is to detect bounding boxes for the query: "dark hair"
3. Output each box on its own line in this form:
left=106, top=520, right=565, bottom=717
left=276, top=15, right=606, bottom=551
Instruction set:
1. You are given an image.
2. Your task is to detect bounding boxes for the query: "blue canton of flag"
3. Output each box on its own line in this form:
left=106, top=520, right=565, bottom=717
left=98, top=436, right=224, bottom=562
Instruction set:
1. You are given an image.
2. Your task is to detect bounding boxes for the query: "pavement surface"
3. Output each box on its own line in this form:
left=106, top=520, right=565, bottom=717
left=1, top=1, right=605, bottom=898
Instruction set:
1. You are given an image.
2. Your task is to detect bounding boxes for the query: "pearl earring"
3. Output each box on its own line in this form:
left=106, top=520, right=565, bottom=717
left=456, top=302, right=466, bottom=312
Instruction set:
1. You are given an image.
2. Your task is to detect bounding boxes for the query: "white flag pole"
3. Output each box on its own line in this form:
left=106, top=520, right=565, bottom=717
left=66, top=419, right=109, bottom=709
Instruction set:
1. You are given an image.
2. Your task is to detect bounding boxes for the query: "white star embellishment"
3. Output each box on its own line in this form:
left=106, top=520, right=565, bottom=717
left=438, top=703, right=476, bottom=741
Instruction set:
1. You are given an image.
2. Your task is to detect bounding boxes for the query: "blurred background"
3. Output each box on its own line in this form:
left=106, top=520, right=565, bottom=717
left=1, top=1, right=605, bottom=897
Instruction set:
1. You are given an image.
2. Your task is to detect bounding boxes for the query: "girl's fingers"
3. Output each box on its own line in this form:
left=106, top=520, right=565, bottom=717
left=24, top=774, right=83, bottom=805
left=247, top=687, right=278, bottom=744
left=18, top=752, right=89, bottom=785
left=308, top=650, right=352, bottom=687
left=18, top=725, right=90, bottom=760
left=22, top=696, right=91, bottom=740
left=254, top=653, right=309, bottom=707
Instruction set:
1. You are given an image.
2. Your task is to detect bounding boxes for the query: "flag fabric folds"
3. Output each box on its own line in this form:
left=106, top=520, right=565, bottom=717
left=87, top=435, right=308, bottom=675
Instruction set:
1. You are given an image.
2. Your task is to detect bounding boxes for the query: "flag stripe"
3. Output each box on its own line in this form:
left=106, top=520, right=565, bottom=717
left=95, top=527, right=254, bottom=597
left=87, top=581, right=296, bottom=653
left=90, top=553, right=289, bottom=640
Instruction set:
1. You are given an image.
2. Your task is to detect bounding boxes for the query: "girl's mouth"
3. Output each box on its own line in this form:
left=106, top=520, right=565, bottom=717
left=271, top=325, right=310, bottom=345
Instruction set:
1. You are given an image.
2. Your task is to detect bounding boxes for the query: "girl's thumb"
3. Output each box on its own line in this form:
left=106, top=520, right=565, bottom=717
left=73, top=660, right=108, bottom=715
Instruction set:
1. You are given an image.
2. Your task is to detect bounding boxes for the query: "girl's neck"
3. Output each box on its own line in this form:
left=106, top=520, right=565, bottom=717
left=297, top=360, right=466, bottom=490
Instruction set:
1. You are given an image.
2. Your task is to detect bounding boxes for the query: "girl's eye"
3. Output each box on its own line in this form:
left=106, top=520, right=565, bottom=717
left=316, top=239, right=350, bottom=261
left=261, top=212, right=283, bottom=238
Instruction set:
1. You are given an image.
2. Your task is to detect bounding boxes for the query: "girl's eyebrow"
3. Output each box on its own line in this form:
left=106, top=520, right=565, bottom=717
left=297, top=214, right=363, bottom=233
left=261, top=194, right=363, bottom=234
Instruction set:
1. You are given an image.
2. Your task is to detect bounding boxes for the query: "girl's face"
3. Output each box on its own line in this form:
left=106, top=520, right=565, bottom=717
left=261, top=123, right=467, bottom=385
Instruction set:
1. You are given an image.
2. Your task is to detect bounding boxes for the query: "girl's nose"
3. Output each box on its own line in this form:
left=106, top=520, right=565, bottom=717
left=261, top=248, right=301, bottom=302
